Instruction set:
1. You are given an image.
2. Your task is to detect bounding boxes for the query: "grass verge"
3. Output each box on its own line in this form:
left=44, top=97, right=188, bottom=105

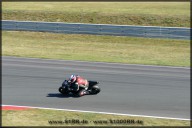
left=2, top=109, right=190, bottom=126
left=2, top=31, right=190, bottom=67
left=2, top=2, right=190, bottom=27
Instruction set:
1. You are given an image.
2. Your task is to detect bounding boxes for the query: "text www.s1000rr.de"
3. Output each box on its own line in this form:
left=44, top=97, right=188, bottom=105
left=48, top=119, right=143, bottom=125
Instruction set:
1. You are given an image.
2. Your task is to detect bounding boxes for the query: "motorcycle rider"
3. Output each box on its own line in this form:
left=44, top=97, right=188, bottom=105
left=67, top=75, right=90, bottom=95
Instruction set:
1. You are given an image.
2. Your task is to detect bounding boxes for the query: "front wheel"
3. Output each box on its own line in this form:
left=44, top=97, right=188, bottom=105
left=59, top=87, right=68, bottom=94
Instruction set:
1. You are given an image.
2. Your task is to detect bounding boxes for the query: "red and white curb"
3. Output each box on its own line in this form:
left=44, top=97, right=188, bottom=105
left=2, top=105, right=31, bottom=110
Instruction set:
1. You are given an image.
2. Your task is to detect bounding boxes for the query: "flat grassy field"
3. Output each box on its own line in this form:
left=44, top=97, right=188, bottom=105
left=2, top=2, right=190, bottom=27
left=2, top=31, right=190, bottom=67
left=2, top=109, right=190, bottom=126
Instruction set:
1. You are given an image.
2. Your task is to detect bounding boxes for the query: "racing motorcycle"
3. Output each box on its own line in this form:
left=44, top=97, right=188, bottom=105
left=58, top=80, right=101, bottom=97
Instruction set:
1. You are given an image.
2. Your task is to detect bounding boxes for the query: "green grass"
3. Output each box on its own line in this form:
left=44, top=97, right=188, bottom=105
left=2, top=31, right=190, bottom=67
left=2, top=2, right=190, bottom=27
left=2, top=109, right=190, bottom=126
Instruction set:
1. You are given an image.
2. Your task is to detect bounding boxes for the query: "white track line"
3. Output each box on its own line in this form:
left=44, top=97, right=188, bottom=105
left=3, top=20, right=190, bottom=29
left=2, top=105, right=190, bottom=121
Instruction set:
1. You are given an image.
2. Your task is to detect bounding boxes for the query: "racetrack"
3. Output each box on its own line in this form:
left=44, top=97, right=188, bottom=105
left=2, top=56, right=190, bottom=119
left=2, top=20, right=190, bottom=40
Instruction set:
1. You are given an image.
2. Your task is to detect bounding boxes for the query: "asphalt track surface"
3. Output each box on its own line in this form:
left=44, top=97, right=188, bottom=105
left=2, top=56, right=190, bottom=119
left=2, top=20, right=190, bottom=40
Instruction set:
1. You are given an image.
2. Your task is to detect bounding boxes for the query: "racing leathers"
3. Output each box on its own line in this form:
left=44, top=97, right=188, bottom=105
left=68, top=75, right=89, bottom=94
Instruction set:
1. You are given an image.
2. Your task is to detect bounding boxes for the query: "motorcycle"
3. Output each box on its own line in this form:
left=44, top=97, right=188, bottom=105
left=58, top=80, right=101, bottom=97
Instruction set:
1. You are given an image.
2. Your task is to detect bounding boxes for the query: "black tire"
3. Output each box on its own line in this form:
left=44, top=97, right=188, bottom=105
left=91, top=85, right=101, bottom=94
left=58, top=87, right=68, bottom=95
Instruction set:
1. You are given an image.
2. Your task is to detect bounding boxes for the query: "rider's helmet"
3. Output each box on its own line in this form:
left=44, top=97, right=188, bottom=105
left=69, top=75, right=77, bottom=83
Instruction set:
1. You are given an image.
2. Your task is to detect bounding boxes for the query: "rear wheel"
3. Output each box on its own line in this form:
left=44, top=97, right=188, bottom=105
left=91, top=85, right=101, bottom=95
